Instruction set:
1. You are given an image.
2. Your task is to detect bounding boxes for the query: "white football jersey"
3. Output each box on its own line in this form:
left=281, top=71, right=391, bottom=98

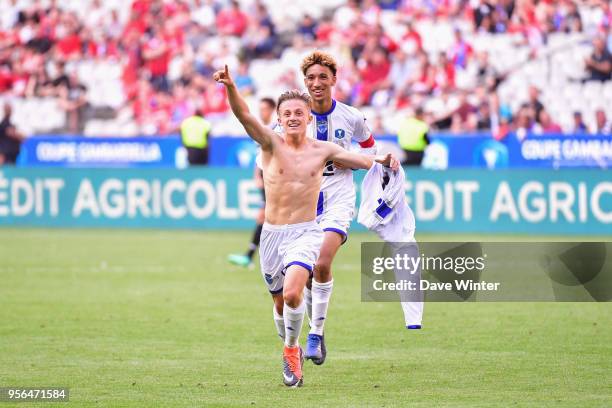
left=307, top=99, right=374, bottom=194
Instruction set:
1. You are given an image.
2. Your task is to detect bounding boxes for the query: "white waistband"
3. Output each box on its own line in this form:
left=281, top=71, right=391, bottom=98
left=263, top=220, right=318, bottom=231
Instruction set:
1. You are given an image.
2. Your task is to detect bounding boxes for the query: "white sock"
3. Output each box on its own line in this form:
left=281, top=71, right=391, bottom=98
left=309, top=279, right=333, bottom=336
left=304, top=287, right=312, bottom=325
left=283, top=301, right=305, bottom=347
left=273, top=305, right=285, bottom=341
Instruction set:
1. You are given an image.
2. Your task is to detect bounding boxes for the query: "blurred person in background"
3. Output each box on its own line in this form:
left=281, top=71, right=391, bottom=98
left=593, top=109, right=612, bottom=135
left=216, top=0, right=248, bottom=37
left=572, top=111, right=588, bottom=133
left=398, top=106, right=429, bottom=165
left=585, top=36, right=612, bottom=82
left=0, top=104, right=24, bottom=165
left=58, top=72, right=88, bottom=134
left=514, top=104, right=537, bottom=140
left=228, top=97, right=277, bottom=268
left=180, top=109, right=211, bottom=165
left=534, top=110, right=562, bottom=134
left=526, top=86, right=545, bottom=123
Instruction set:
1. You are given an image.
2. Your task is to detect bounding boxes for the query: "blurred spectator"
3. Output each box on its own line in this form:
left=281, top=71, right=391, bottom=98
left=355, top=47, right=390, bottom=106
left=216, top=0, right=248, bottom=37
left=594, top=109, right=612, bottom=135
left=473, top=0, right=495, bottom=32
left=233, top=61, right=255, bottom=95
left=526, top=86, right=544, bottom=123
left=180, top=109, right=211, bottom=165
left=401, top=21, right=422, bottom=55
left=476, top=102, right=492, bottom=130
left=555, top=0, right=583, bottom=33
left=59, top=73, right=88, bottom=134
left=450, top=92, right=477, bottom=132
left=584, top=36, right=612, bottom=82
left=191, top=0, right=217, bottom=29
left=572, top=111, right=588, bottom=133
left=49, top=61, right=70, bottom=94
left=297, top=14, right=317, bottom=41
left=334, top=0, right=361, bottom=32
left=370, top=114, right=388, bottom=136
left=398, top=107, right=429, bottom=166
left=449, top=29, right=473, bottom=70
left=534, top=110, right=562, bottom=133
left=514, top=104, right=537, bottom=141
left=259, top=97, right=276, bottom=127
left=382, top=49, right=414, bottom=98
left=0, top=104, right=24, bottom=165
left=142, top=25, right=171, bottom=92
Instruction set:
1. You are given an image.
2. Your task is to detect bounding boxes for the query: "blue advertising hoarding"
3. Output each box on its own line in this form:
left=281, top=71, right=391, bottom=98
left=207, top=134, right=612, bottom=169
left=16, top=133, right=612, bottom=169
left=0, top=167, right=610, bottom=235
left=17, top=135, right=186, bottom=168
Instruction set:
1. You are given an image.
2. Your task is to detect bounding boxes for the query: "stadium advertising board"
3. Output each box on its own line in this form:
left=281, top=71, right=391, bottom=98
left=17, top=135, right=186, bottom=168
left=427, top=133, right=612, bottom=169
left=206, top=134, right=612, bottom=169
left=17, top=134, right=612, bottom=169
left=0, top=168, right=610, bottom=235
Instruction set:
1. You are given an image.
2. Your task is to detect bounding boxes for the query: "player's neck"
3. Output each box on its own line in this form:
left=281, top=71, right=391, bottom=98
left=311, top=98, right=333, bottom=115
left=284, top=132, right=306, bottom=148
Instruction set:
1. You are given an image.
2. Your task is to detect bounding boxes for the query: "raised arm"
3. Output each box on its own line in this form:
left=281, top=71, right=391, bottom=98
left=325, top=142, right=399, bottom=171
left=213, top=65, right=275, bottom=151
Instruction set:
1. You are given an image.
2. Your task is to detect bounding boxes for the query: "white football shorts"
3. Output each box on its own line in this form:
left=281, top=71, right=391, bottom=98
left=259, top=221, right=324, bottom=294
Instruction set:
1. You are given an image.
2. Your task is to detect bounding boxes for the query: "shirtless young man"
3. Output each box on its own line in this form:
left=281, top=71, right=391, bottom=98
left=213, top=65, right=398, bottom=387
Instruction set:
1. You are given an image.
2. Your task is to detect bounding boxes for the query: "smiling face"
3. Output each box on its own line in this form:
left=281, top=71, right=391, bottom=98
left=304, top=64, right=336, bottom=105
left=277, top=99, right=312, bottom=137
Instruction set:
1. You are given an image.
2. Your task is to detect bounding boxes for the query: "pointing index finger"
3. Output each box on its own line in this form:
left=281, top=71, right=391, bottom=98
left=224, top=64, right=228, bottom=76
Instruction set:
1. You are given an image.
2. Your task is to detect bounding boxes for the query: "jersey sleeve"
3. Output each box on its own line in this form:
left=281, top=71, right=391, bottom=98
left=352, top=109, right=377, bottom=153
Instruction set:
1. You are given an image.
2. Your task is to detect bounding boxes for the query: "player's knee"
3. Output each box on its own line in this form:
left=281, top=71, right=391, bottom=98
left=314, top=262, right=332, bottom=281
left=283, top=287, right=302, bottom=308
left=272, top=295, right=284, bottom=314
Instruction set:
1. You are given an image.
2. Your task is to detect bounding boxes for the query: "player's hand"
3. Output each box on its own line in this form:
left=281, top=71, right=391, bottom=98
left=376, top=153, right=400, bottom=171
left=213, top=64, right=234, bottom=87
left=333, top=161, right=347, bottom=170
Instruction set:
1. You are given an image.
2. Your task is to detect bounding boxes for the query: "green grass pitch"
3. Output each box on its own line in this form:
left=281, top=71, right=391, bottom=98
left=1, top=229, right=611, bottom=407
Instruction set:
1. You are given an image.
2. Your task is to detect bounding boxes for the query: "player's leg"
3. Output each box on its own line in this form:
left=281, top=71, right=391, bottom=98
left=271, top=293, right=285, bottom=341
left=281, top=263, right=310, bottom=387
left=305, top=231, right=342, bottom=364
left=257, top=225, right=287, bottom=342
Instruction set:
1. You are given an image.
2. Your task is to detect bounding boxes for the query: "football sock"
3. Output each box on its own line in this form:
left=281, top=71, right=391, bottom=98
left=304, top=287, right=312, bottom=325
left=310, top=279, right=333, bottom=336
left=273, top=305, right=285, bottom=341
left=283, top=301, right=305, bottom=347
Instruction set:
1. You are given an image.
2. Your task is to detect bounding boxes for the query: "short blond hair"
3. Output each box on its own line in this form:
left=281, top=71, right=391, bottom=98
left=277, top=89, right=311, bottom=112
left=301, top=50, right=337, bottom=76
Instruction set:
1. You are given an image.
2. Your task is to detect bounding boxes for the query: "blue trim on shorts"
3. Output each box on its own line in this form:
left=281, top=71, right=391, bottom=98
left=323, top=227, right=348, bottom=245
left=285, top=261, right=313, bottom=272
left=323, top=227, right=347, bottom=237
left=269, top=287, right=283, bottom=295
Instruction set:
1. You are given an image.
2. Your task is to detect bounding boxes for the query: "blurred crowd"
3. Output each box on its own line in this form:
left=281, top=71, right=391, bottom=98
left=0, top=0, right=611, bottom=137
